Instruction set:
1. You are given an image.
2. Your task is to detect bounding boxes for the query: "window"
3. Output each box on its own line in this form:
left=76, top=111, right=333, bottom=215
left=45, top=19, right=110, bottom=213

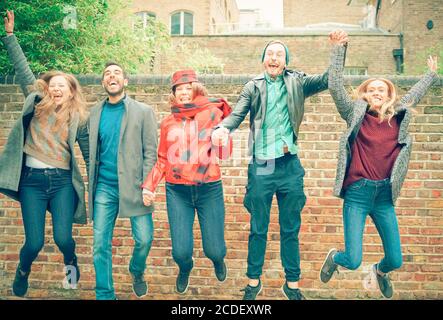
left=134, top=11, right=156, bottom=30
left=171, top=11, right=193, bottom=35
left=344, top=67, right=368, bottom=76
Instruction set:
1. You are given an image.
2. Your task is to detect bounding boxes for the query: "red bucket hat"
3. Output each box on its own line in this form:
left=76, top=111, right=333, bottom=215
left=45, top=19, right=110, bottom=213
left=171, top=69, right=198, bottom=88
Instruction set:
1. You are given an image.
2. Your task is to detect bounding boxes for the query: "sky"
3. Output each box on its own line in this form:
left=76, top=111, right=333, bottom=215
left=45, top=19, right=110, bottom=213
left=236, top=0, right=284, bottom=28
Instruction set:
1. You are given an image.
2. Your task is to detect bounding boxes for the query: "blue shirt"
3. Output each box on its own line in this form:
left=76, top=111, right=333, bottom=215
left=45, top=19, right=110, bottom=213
left=97, top=98, right=125, bottom=186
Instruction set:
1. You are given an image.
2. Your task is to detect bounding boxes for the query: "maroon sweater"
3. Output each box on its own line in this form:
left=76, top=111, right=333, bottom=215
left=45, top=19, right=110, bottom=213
left=343, top=112, right=401, bottom=188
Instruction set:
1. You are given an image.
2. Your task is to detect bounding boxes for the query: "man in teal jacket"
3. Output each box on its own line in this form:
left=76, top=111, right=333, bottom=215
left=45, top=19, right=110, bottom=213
left=212, top=38, right=340, bottom=300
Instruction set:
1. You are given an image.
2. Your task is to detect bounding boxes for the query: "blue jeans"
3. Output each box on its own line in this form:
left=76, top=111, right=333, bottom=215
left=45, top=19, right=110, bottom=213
left=243, top=153, right=306, bottom=282
left=165, top=180, right=226, bottom=274
left=93, top=182, right=153, bottom=300
left=18, top=167, right=77, bottom=272
left=333, top=179, right=403, bottom=273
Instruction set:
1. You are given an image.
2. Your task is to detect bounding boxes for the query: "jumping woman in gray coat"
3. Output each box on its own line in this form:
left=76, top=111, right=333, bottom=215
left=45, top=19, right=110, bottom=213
left=319, top=30, right=438, bottom=299
left=0, top=11, right=89, bottom=297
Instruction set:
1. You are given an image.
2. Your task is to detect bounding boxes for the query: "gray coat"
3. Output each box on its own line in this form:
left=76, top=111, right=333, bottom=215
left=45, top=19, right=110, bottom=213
left=0, top=35, right=89, bottom=224
left=220, top=69, right=329, bottom=155
left=329, top=45, right=438, bottom=203
left=88, top=96, right=158, bottom=219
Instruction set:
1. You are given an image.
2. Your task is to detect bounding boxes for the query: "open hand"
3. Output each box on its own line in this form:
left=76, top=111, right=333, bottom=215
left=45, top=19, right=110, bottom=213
left=4, top=10, right=14, bottom=35
left=329, top=29, right=348, bottom=46
left=427, top=55, right=438, bottom=73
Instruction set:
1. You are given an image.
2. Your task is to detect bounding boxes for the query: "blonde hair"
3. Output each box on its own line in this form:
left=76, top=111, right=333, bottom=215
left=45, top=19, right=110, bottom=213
left=34, top=71, right=89, bottom=130
left=168, top=82, right=208, bottom=105
left=356, top=78, right=398, bottom=125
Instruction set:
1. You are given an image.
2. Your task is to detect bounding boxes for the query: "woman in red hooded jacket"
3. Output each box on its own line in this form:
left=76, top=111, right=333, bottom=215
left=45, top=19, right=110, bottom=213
left=141, top=69, right=232, bottom=294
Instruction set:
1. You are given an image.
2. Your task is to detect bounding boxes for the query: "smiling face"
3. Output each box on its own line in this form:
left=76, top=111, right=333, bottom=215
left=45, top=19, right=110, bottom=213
left=263, top=42, right=286, bottom=78
left=102, top=64, right=128, bottom=97
left=174, top=83, right=193, bottom=104
left=365, top=80, right=390, bottom=111
left=48, top=75, right=72, bottom=106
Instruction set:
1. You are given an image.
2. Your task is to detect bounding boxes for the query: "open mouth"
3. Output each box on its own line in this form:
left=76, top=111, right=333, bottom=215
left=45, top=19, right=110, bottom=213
left=180, top=97, right=191, bottom=103
left=108, top=80, right=119, bottom=89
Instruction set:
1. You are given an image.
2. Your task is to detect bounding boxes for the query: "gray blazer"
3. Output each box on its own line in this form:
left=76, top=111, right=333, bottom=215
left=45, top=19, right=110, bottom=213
left=220, top=69, right=329, bottom=155
left=88, top=96, right=158, bottom=219
left=0, top=35, right=89, bottom=224
left=329, top=45, right=438, bottom=203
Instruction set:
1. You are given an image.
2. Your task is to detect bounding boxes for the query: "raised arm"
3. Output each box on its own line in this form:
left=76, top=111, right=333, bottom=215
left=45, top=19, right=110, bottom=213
left=399, top=55, right=438, bottom=107
left=2, top=10, right=36, bottom=97
left=220, top=82, right=253, bottom=131
left=302, top=70, right=329, bottom=98
left=328, top=30, right=354, bottom=124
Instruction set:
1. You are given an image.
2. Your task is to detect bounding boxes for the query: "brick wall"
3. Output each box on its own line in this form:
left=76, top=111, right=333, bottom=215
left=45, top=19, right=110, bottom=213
left=0, top=75, right=442, bottom=300
left=375, top=0, right=443, bottom=75
left=132, top=0, right=211, bottom=35
left=132, top=0, right=239, bottom=35
left=156, top=34, right=400, bottom=75
left=283, top=0, right=367, bottom=27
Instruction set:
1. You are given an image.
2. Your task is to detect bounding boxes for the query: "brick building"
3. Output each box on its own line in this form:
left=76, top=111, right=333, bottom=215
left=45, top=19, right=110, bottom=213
left=136, top=0, right=442, bottom=76
left=283, top=0, right=372, bottom=28
left=132, top=0, right=239, bottom=35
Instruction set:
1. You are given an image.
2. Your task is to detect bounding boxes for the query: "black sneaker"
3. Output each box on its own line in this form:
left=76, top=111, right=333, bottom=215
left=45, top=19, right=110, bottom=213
left=131, top=273, right=148, bottom=298
left=373, top=264, right=393, bottom=299
left=214, top=261, right=228, bottom=282
left=241, top=279, right=262, bottom=300
left=320, top=248, right=339, bottom=283
left=282, top=282, right=306, bottom=300
left=176, top=271, right=190, bottom=294
left=12, top=264, right=30, bottom=297
left=64, top=256, right=80, bottom=288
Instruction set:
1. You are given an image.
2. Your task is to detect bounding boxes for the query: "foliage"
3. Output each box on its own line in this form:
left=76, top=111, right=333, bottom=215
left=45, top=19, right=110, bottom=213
left=0, top=0, right=170, bottom=74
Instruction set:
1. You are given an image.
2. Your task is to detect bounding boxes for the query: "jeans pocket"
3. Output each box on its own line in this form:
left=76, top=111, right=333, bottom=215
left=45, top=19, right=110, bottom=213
left=347, top=179, right=366, bottom=191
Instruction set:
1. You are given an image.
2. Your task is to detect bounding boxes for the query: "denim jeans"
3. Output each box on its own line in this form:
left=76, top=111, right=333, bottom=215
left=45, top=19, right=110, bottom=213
left=165, top=180, right=226, bottom=274
left=18, top=167, right=77, bottom=272
left=93, top=182, right=153, bottom=300
left=333, top=178, right=403, bottom=273
left=243, top=153, right=306, bottom=282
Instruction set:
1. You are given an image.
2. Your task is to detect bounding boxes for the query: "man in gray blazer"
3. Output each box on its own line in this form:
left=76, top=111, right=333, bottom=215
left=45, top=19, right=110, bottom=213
left=88, top=62, right=157, bottom=300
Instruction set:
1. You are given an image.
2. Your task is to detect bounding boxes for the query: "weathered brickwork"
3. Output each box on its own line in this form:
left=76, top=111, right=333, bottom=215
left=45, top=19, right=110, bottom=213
left=0, top=76, right=442, bottom=300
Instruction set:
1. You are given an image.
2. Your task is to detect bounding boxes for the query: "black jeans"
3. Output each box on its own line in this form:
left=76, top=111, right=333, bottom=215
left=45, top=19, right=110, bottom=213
left=18, top=167, right=77, bottom=271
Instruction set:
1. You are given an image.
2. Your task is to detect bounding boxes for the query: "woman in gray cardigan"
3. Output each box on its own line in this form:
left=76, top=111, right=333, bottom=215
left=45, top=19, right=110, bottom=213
left=319, top=31, right=438, bottom=299
left=0, top=11, right=89, bottom=297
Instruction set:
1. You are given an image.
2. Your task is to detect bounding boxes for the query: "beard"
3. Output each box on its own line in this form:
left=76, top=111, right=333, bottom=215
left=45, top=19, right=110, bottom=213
left=104, top=84, right=125, bottom=97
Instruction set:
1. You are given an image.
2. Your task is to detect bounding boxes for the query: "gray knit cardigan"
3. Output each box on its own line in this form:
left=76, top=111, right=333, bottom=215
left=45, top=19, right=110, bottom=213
left=329, top=44, right=438, bottom=204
